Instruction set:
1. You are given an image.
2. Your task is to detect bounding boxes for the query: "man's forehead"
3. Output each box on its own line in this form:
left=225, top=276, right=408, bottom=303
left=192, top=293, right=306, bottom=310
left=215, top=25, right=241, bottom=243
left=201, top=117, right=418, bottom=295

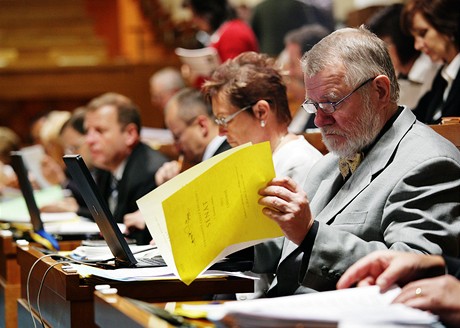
left=305, top=71, right=345, bottom=88
left=86, top=105, right=117, bottom=124
left=95, top=104, right=117, bottom=115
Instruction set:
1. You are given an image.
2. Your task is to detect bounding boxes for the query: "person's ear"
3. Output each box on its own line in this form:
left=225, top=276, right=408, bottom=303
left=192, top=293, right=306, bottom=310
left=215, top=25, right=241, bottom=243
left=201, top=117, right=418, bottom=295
left=123, top=123, right=139, bottom=146
left=195, top=115, right=209, bottom=137
left=253, top=99, right=270, bottom=122
left=373, top=75, right=391, bottom=105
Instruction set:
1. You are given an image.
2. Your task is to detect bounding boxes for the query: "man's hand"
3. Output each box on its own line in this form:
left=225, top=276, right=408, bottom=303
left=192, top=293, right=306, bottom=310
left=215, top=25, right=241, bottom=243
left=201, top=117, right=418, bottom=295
left=154, top=160, right=181, bottom=186
left=123, top=210, right=145, bottom=233
left=393, top=275, right=460, bottom=327
left=258, top=177, right=313, bottom=245
left=337, top=250, right=446, bottom=291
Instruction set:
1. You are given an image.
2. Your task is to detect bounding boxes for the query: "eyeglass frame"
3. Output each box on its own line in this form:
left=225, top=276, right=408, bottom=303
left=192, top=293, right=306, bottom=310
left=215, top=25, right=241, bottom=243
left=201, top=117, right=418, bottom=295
left=300, top=77, right=376, bottom=115
left=214, top=104, right=254, bottom=127
left=171, top=116, right=200, bottom=142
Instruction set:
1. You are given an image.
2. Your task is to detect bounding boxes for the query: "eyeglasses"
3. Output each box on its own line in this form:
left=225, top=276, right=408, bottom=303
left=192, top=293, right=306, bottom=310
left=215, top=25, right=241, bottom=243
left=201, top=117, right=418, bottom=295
left=172, top=117, right=199, bottom=142
left=64, top=138, right=86, bottom=155
left=214, top=104, right=253, bottom=127
left=301, top=77, right=375, bottom=115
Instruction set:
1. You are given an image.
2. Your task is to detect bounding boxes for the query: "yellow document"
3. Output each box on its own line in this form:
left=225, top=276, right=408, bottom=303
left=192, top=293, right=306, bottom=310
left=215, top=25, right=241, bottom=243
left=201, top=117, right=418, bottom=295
left=137, top=142, right=282, bottom=285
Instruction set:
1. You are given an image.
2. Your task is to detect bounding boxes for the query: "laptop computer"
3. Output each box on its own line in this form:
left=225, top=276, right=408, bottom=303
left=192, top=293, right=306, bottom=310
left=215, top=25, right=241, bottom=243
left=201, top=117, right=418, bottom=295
left=63, top=154, right=253, bottom=271
left=9, top=152, right=104, bottom=251
left=10, top=151, right=60, bottom=250
left=63, top=154, right=166, bottom=268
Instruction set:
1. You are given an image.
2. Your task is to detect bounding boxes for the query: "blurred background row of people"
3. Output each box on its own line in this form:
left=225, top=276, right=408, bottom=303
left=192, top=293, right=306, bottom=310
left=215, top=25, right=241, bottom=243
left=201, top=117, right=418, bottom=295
left=2, top=0, right=459, bottom=244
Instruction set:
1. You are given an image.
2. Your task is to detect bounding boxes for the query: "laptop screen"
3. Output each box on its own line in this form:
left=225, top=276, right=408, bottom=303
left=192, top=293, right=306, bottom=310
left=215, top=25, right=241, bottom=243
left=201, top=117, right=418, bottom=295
left=9, top=151, right=60, bottom=250
left=10, top=152, right=44, bottom=232
left=63, top=154, right=137, bottom=267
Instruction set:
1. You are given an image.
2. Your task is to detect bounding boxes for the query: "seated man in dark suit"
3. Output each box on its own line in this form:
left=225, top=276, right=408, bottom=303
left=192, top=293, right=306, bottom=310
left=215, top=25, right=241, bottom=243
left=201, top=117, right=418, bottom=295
left=85, top=92, right=169, bottom=244
left=256, top=26, right=460, bottom=297
left=155, top=87, right=230, bottom=185
left=123, top=88, right=230, bottom=237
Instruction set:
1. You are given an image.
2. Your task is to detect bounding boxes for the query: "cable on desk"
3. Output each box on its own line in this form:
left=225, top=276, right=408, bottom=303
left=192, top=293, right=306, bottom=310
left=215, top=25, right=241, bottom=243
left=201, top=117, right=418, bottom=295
left=26, top=252, right=98, bottom=328
left=26, top=253, right=58, bottom=328
left=36, top=261, right=66, bottom=327
left=33, top=253, right=119, bottom=327
left=27, top=247, right=159, bottom=327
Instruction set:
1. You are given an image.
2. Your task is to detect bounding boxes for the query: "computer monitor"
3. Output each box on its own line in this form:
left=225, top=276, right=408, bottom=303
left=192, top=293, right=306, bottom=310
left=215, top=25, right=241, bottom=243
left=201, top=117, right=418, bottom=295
left=10, top=151, right=60, bottom=250
left=63, top=154, right=139, bottom=267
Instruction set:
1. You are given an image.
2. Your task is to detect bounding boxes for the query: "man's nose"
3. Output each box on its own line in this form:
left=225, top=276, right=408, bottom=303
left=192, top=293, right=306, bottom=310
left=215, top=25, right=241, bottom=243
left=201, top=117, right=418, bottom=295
left=313, top=110, right=334, bottom=128
left=218, top=126, right=227, bottom=136
left=85, top=130, right=97, bottom=144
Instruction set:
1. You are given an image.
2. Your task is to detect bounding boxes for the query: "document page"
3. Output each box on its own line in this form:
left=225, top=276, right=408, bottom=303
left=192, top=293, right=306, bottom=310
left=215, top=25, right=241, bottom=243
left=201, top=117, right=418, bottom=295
left=19, top=144, right=50, bottom=189
left=180, top=286, right=438, bottom=327
left=175, top=47, right=220, bottom=77
left=0, top=185, right=68, bottom=222
left=137, top=142, right=282, bottom=285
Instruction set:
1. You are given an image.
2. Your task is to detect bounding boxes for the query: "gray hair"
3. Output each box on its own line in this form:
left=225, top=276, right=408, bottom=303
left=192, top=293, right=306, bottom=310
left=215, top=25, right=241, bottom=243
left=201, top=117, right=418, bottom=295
left=301, top=26, right=399, bottom=104
left=166, top=87, right=212, bottom=124
left=150, top=67, right=186, bottom=92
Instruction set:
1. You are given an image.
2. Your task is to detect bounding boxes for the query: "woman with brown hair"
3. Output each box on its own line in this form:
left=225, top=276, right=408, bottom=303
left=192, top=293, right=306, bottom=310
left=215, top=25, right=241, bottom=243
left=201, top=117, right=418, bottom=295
left=202, top=51, right=323, bottom=188
left=402, top=0, right=460, bottom=123
left=202, top=51, right=323, bottom=299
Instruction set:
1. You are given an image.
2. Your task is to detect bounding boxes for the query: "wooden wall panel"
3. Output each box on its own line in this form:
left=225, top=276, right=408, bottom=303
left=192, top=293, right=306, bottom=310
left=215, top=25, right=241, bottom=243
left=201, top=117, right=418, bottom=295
left=0, top=62, right=179, bottom=144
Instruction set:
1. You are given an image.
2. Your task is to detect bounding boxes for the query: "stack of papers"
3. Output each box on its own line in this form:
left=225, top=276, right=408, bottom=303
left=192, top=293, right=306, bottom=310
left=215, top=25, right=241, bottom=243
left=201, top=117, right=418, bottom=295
left=178, top=286, right=438, bottom=327
left=70, top=244, right=154, bottom=262
left=137, top=142, right=282, bottom=285
left=69, top=263, right=258, bottom=282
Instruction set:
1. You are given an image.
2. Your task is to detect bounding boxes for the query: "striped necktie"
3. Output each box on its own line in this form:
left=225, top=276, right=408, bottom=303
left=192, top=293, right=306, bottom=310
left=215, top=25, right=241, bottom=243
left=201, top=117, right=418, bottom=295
left=108, top=175, right=119, bottom=213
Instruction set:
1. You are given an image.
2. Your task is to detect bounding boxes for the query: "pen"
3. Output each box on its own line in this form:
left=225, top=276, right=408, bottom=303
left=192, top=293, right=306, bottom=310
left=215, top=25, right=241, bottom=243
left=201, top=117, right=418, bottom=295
left=177, top=154, right=184, bottom=172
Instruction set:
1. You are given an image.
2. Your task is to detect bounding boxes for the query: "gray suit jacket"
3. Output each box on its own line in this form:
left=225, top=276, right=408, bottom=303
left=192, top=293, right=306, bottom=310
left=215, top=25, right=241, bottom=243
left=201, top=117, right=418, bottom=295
left=254, top=107, right=460, bottom=295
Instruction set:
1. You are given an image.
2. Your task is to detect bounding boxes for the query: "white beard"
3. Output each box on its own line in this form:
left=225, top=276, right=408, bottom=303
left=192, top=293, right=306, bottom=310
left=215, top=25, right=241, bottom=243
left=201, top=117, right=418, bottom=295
left=321, top=98, right=384, bottom=158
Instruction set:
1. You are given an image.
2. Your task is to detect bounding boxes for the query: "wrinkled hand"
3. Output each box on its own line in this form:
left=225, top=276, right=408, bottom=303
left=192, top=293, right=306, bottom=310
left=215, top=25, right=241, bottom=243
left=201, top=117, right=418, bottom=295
left=336, top=250, right=446, bottom=291
left=154, top=160, right=181, bottom=186
left=258, top=177, right=313, bottom=245
left=394, top=275, right=460, bottom=327
left=123, top=210, right=145, bottom=233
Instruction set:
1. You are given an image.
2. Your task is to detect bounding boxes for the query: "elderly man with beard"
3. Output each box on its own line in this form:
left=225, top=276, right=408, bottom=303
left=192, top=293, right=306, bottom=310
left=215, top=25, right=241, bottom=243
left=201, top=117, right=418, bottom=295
left=254, top=26, right=460, bottom=297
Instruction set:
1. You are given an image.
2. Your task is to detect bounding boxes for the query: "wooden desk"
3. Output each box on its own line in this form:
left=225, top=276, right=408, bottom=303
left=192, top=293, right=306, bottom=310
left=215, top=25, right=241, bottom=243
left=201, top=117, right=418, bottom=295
left=16, top=246, right=253, bottom=328
left=430, top=122, right=460, bottom=151
left=0, top=233, right=82, bottom=328
left=0, top=232, right=20, bottom=328
left=94, top=291, right=215, bottom=328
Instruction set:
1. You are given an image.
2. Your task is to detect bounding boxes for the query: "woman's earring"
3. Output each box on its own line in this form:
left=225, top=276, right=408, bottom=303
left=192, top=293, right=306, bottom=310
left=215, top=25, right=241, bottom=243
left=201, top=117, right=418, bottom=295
left=260, top=120, right=266, bottom=127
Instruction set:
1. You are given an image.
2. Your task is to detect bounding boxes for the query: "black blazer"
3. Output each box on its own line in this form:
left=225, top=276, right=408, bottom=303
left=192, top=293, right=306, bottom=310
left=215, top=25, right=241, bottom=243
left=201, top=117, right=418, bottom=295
left=213, top=139, right=231, bottom=156
left=413, top=66, right=460, bottom=124
left=444, top=256, right=460, bottom=279
left=96, top=142, right=168, bottom=244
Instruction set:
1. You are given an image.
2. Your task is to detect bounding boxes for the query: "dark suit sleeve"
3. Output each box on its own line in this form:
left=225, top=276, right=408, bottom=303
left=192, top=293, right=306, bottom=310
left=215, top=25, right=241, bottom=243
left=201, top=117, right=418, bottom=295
left=299, top=220, right=319, bottom=280
left=444, top=255, right=460, bottom=279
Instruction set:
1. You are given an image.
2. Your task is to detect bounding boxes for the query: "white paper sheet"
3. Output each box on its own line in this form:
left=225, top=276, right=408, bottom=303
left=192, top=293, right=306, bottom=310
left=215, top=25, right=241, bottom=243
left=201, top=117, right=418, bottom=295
left=181, top=286, right=438, bottom=327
